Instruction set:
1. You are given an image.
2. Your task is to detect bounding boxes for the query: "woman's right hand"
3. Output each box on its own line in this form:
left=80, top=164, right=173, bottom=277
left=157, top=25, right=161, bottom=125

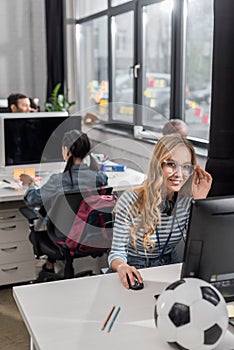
left=192, top=165, right=212, bottom=199
left=19, top=173, right=34, bottom=186
left=116, top=262, right=143, bottom=289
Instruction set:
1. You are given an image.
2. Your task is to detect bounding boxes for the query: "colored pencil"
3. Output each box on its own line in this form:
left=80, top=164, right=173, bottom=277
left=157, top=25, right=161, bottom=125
left=101, top=306, right=115, bottom=331
left=107, top=306, right=121, bottom=332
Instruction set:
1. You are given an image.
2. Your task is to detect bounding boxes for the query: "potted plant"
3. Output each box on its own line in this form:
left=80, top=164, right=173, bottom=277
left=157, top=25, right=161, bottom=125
left=44, top=83, right=76, bottom=113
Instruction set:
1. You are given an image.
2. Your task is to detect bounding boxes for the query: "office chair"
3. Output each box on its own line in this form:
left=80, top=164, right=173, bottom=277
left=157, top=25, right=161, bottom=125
left=20, top=187, right=115, bottom=282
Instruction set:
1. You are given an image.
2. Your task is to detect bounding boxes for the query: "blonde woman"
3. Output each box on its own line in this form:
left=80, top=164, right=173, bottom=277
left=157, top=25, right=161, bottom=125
left=108, top=135, right=212, bottom=289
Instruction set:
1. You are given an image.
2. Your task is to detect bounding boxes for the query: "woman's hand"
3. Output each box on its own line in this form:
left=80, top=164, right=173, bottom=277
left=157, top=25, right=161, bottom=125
left=116, top=262, right=143, bottom=289
left=19, top=174, right=34, bottom=187
left=192, top=165, right=212, bottom=199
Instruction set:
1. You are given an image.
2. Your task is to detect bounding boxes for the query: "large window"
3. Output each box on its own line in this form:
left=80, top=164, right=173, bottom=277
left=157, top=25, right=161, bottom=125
left=75, top=0, right=214, bottom=142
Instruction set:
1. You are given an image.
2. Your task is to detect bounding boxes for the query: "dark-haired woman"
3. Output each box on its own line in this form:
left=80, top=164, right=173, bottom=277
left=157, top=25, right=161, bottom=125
left=20, top=129, right=107, bottom=205
left=20, top=129, right=108, bottom=272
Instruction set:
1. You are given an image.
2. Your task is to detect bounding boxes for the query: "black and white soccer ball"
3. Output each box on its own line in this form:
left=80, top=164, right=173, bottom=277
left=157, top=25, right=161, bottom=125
left=155, top=278, right=228, bottom=350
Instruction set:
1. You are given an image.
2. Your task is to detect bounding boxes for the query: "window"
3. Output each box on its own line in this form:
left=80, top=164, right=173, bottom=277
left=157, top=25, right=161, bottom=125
left=185, top=0, right=213, bottom=140
left=142, top=2, right=172, bottom=127
left=111, top=11, right=134, bottom=122
left=111, top=0, right=128, bottom=6
left=77, top=17, right=108, bottom=119
left=76, top=0, right=107, bottom=19
left=74, top=0, right=214, bottom=143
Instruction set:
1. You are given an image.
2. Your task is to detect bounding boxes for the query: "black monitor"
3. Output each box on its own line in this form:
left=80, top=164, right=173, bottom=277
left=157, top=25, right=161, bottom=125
left=181, top=195, right=234, bottom=302
left=0, top=112, right=81, bottom=169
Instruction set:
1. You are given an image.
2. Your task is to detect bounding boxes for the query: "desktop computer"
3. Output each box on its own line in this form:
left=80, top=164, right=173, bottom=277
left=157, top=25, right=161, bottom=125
left=181, top=195, right=234, bottom=302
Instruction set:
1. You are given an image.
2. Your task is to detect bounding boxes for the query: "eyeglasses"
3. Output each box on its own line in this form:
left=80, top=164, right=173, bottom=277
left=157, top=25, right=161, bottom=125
left=162, top=160, right=194, bottom=176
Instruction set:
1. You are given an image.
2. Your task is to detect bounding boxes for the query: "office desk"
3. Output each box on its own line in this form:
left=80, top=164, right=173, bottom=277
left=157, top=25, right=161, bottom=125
left=106, top=166, right=145, bottom=192
left=13, top=264, right=234, bottom=350
left=0, top=164, right=145, bottom=202
left=0, top=196, right=36, bottom=285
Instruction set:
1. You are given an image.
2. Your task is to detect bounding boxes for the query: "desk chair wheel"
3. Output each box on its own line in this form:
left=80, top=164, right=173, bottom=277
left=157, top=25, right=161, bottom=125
left=37, top=270, right=62, bottom=283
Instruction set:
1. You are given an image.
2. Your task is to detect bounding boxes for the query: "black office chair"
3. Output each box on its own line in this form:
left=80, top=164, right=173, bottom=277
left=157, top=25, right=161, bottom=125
left=20, top=187, right=116, bottom=282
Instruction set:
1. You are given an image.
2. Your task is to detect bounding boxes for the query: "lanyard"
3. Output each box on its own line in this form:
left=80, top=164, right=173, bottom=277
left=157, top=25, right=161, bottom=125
left=156, top=203, right=177, bottom=263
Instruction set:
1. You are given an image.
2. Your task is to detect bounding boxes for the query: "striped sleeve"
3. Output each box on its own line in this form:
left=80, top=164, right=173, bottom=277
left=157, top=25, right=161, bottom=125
left=108, top=191, right=137, bottom=266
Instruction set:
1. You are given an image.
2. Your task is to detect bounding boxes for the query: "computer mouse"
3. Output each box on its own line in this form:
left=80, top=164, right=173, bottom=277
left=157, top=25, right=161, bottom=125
left=127, top=273, right=144, bottom=290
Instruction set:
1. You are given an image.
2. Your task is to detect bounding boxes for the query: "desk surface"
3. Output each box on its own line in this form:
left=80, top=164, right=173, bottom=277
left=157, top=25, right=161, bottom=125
left=0, top=164, right=145, bottom=203
left=13, top=264, right=234, bottom=350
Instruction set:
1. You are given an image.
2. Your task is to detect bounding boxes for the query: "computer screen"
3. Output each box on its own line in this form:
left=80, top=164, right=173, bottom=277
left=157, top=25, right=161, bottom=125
left=181, top=195, right=234, bottom=301
left=0, top=112, right=81, bottom=167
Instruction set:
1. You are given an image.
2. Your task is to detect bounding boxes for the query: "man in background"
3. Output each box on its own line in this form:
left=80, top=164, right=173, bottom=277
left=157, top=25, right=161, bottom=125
left=8, top=93, right=31, bottom=112
left=162, top=119, right=189, bottom=138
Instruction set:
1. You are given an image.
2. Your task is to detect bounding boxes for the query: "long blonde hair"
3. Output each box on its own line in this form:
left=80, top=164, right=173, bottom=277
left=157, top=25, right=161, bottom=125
left=130, top=134, right=197, bottom=251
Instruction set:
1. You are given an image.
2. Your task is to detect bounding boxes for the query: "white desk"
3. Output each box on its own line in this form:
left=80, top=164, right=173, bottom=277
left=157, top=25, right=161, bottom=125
left=106, top=166, right=145, bottom=192
left=13, top=264, right=234, bottom=350
left=0, top=188, right=24, bottom=203
left=0, top=164, right=145, bottom=202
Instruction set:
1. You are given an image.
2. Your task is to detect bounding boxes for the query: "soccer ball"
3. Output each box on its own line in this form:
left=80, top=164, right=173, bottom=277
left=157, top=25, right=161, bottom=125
left=154, top=278, right=228, bottom=350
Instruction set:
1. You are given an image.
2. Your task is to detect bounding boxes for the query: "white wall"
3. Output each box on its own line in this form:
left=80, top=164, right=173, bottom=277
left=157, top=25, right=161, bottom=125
left=0, top=0, right=47, bottom=109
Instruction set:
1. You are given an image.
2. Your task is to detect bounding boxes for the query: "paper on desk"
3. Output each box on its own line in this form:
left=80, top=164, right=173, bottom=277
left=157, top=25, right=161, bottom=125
left=14, top=167, right=35, bottom=179
left=0, top=180, right=22, bottom=190
left=227, top=304, right=234, bottom=318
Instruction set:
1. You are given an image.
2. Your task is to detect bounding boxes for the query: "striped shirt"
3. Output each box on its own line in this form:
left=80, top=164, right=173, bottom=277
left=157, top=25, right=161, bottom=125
left=108, top=191, right=192, bottom=266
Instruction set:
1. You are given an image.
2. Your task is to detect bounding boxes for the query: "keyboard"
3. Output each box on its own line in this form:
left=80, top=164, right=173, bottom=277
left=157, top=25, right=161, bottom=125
left=212, top=279, right=234, bottom=302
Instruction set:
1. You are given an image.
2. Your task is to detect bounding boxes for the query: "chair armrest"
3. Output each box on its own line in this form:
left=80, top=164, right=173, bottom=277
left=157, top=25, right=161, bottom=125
left=19, top=206, right=39, bottom=222
left=103, top=220, right=114, bottom=228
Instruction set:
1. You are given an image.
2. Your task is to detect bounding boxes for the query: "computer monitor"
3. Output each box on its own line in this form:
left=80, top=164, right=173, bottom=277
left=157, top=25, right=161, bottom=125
left=181, top=195, right=234, bottom=301
left=0, top=112, right=82, bottom=171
